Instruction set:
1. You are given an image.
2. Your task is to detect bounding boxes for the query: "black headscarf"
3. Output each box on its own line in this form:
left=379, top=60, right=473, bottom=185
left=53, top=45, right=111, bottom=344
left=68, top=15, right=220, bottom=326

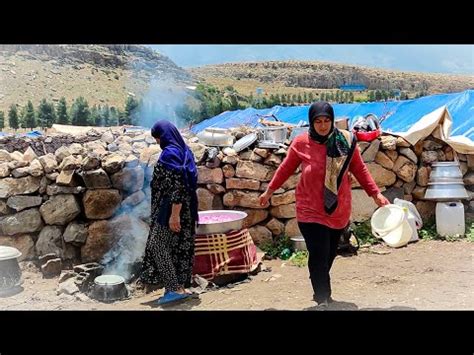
left=308, top=101, right=335, bottom=143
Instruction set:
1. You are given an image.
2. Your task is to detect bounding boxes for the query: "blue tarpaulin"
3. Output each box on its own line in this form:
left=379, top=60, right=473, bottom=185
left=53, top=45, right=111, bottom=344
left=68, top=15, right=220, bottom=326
left=191, top=90, right=474, bottom=140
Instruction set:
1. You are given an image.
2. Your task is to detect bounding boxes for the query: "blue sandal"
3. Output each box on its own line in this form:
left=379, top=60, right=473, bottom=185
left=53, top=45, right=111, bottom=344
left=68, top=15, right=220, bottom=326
left=155, top=291, right=190, bottom=305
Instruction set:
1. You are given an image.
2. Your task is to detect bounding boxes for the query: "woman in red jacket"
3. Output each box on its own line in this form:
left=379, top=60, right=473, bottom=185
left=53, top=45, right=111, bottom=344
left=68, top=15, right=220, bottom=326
left=259, top=101, right=389, bottom=307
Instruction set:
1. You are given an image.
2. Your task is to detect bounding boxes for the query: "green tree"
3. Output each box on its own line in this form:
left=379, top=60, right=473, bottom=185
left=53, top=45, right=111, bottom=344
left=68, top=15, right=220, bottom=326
left=37, top=99, right=56, bottom=128
left=90, top=104, right=100, bottom=126
left=375, top=90, right=382, bottom=101
left=320, top=93, right=325, bottom=101
left=0, top=111, right=4, bottom=131
left=349, top=92, right=355, bottom=102
left=297, top=93, right=303, bottom=103
left=303, top=92, right=308, bottom=103
left=109, top=107, right=119, bottom=126
left=56, top=97, right=69, bottom=124
left=8, top=105, right=19, bottom=130
left=368, top=90, right=375, bottom=102
left=124, top=96, right=140, bottom=125
left=308, top=92, right=314, bottom=102
left=70, top=96, right=91, bottom=126
left=23, top=101, right=36, bottom=129
left=335, top=91, right=340, bottom=103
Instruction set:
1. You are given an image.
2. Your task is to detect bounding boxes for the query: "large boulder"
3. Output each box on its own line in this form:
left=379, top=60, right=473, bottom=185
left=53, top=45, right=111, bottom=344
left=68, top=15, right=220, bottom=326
left=197, top=166, right=223, bottom=184
left=270, top=203, right=296, bottom=219
left=225, top=178, right=260, bottom=190
left=351, top=163, right=396, bottom=188
left=83, top=189, right=121, bottom=219
left=351, top=189, right=378, bottom=222
left=81, top=168, right=111, bottom=189
left=392, top=156, right=417, bottom=183
left=63, top=221, right=88, bottom=245
left=110, top=167, right=144, bottom=193
left=235, top=161, right=269, bottom=181
left=248, top=225, right=272, bottom=247
left=271, top=190, right=295, bottom=206
left=35, top=226, right=63, bottom=258
left=285, top=218, right=302, bottom=237
left=223, top=190, right=269, bottom=209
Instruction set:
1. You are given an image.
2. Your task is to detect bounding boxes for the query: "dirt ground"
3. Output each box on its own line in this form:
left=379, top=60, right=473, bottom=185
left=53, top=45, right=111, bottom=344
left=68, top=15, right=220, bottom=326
left=1, top=239, right=472, bottom=311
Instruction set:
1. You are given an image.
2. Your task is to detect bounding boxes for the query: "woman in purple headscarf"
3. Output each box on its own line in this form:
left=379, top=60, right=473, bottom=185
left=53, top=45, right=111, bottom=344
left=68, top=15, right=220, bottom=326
left=140, top=120, right=199, bottom=305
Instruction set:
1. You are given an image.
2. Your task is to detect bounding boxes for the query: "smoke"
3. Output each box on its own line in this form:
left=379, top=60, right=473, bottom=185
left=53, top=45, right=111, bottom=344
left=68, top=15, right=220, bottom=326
left=100, top=189, right=151, bottom=281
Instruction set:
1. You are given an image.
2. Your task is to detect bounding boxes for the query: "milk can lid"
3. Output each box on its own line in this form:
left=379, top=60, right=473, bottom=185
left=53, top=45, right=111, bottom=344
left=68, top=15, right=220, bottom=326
left=0, top=246, right=22, bottom=261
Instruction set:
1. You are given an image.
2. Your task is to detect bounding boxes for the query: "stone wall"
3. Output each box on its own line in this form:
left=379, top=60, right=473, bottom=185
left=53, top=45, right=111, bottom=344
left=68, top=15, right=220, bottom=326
left=1, top=129, right=473, bottom=268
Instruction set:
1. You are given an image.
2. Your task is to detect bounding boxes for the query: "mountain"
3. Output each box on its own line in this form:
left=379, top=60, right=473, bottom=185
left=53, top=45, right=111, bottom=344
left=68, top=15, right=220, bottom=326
left=0, top=45, right=192, bottom=115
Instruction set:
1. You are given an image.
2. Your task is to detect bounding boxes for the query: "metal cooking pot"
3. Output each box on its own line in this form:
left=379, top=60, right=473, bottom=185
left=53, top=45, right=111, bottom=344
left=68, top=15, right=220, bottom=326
left=0, top=246, right=22, bottom=290
left=196, top=210, right=247, bottom=235
left=259, top=126, right=288, bottom=143
left=290, top=237, right=307, bottom=251
left=429, top=162, right=463, bottom=182
left=90, top=274, right=128, bottom=302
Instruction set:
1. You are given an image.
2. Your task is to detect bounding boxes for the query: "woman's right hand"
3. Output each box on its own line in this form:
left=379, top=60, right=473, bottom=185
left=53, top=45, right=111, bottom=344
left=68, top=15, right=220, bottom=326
left=259, top=189, right=273, bottom=207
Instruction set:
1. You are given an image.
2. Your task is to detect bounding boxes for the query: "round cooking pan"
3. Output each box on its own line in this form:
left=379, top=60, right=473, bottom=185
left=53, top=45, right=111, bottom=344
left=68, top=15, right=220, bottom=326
left=90, top=274, right=128, bottom=302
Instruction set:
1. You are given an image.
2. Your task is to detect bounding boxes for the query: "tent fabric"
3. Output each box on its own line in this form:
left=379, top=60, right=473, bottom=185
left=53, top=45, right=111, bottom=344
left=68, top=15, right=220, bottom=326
left=191, top=90, right=474, bottom=142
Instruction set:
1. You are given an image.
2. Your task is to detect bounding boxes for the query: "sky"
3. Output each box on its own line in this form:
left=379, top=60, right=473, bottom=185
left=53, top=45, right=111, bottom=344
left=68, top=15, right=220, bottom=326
left=147, top=45, right=474, bottom=75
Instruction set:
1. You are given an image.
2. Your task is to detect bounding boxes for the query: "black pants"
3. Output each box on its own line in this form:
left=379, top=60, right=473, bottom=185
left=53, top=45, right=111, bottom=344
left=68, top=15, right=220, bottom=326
left=298, top=222, right=344, bottom=303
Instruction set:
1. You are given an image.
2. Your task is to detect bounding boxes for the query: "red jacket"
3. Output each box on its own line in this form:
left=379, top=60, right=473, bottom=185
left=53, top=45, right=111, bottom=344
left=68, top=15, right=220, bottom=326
left=268, top=133, right=380, bottom=229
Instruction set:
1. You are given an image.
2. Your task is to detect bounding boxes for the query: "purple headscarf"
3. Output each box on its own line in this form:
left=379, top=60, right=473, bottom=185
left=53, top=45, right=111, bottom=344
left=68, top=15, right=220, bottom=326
left=151, top=121, right=199, bottom=224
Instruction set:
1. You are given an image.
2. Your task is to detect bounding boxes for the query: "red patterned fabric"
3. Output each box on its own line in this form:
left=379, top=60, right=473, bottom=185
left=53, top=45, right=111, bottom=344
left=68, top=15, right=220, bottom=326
left=192, top=228, right=258, bottom=280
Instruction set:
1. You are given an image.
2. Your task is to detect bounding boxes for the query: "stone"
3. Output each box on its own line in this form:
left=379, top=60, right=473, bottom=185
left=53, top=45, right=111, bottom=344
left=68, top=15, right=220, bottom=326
left=351, top=163, right=396, bottom=188
left=188, top=143, right=206, bottom=162
left=83, top=189, right=121, bottom=219
left=222, top=147, right=237, bottom=157
left=81, top=154, right=101, bottom=171
left=284, top=218, right=302, bottom=237
left=0, top=200, right=12, bottom=215
left=380, top=135, right=397, bottom=150
left=28, top=159, right=44, bottom=177
left=58, top=155, right=81, bottom=171
left=101, top=153, right=125, bottom=174
left=436, top=150, right=446, bottom=162
left=36, top=226, right=63, bottom=258
left=101, top=131, right=115, bottom=144
left=271, top=190, right=295, bottom=206
left=225, top=178, right=260, bottom=190
left=357, top=141, right=370, bottom=153
left=6, top=195, right=42, bottom=212
left=412, top=186, right=427, bottom=200
left=396, top=137, right=411, bottom=147
left=443, top=145, right=454, bottom=161
left=110, top=167, right=144, bottom=193
left=197, top=166, right=223, bottom=184
left=0, top=149, right=12, bottom=162
left=416, top=167, right=429, bottom=187
left=125, top=154, right=139, bottom=168
left=56, top=169, right=79, bottom=186
left=222, top=155, right=239, bottom=165
left=63, top=221, right=88, bottom=245
left=235, top=161, right=269, bottom=181
left=22, top=146, right=38, bottom=163
left=266, top=218, right=285, bottom=236
left=362, top=139, right=380, bottom=162
left=197, top=188, right=216, bottom=211
left=206, top=184, right=226, bottom=195
left=46, top=184, right=84, bottom=196
left=423, top=139, right=443, bottom=151
left=351, top=189, right=378, bottom=222
left=0, top=163, right=10, bottom=178
left=385, top=150, right=398, bottom=162
left=264, top=154, right=282, bottom=167
left=38, top=153, right=58, bottom=173
left=0, top=176, right=41, bottom=199
left=421, top=151, right=438, bottom=164
left=254, top=148, right=269, bottom=158
left=464, top=172, right=474, bottom=186
left=11, top=166, right=31, bottom=178
left=222, top=164, right=235, bottom=178
left=467, top=154, right=474, bottom=169
left=392, top=156, right=417, bottom=183
left=399, top=148, right=418, bottom=164
left=403, top=180, right=417, bottom=195
left=239, top=208, right=269, bottom=228
left=248, top=225, right=272, bottom=247
left=0, top=208, right=43, bottom=235
left=40, top=194, right=81, bottom=225
left=223, top=190, right=268, bottom=209
left=81, top=168, right=111, bottom=189
left=68, top=143, right=85, bottom=156
left=374, top=151, right=394, bottom=170
left=54, top=146, right=72, bottom=163
left=41, top=258, right=62, bottom=278
left=270, top=203, right=296, bottom=219
left=57, top=278, right=80, bottom=295
left=381, top=187, right=404, bottom=203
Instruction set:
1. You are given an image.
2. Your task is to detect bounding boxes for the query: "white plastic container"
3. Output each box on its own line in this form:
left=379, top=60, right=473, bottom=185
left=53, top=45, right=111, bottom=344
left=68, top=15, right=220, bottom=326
left=394, top=198, right=422, bottom=242
left=435, top=201, right=465, bottom=237
left=371, top=204, right=413, bottom=248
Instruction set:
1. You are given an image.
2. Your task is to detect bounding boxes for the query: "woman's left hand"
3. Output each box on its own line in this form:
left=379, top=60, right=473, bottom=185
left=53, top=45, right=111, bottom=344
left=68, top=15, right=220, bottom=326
left=169, top=213, right=181, bottom=233
left=372, top=193, right=390, bottom=207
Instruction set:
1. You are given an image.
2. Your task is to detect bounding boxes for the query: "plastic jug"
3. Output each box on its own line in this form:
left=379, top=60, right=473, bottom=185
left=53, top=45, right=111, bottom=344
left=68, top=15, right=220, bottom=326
left=435, top=201, right=465, bottom=237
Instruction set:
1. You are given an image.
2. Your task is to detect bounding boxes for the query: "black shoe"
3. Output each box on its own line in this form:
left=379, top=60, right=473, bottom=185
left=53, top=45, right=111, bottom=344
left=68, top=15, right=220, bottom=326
left=313, top=294, right=334, bottom=303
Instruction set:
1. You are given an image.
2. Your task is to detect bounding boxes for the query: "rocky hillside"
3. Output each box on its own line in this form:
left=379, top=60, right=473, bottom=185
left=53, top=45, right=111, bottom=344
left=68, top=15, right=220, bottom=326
left=0, top=45, right=192, bottom=115
left=189, top=61, right=474, bottom=94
